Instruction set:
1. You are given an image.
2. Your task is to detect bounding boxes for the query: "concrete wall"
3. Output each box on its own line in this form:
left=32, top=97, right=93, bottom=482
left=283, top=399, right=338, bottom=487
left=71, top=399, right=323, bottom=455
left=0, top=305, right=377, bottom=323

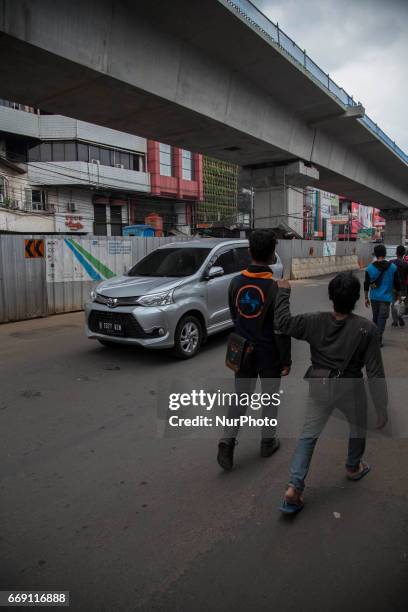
left=0, top=208, right=54, bottom=232
left=281, top=240, right=372, bottom=279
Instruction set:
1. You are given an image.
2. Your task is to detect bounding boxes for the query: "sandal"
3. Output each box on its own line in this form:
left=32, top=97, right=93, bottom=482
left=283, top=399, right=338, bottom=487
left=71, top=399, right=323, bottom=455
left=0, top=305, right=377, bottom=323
left=346, top=461, right=371, bottom=481
left=279, top=486, right=304, bottom=515
left=279, top=498, right=304, bottom=515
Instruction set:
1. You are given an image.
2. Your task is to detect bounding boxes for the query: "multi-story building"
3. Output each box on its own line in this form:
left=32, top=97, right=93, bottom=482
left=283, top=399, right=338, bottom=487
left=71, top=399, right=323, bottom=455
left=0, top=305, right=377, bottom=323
left=0, top=100, right=203, bottom=235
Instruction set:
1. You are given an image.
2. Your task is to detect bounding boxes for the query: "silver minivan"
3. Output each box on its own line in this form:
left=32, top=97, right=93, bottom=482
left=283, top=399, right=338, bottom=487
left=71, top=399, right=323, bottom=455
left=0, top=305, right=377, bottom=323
left=85, top=239, right=283, bottom=358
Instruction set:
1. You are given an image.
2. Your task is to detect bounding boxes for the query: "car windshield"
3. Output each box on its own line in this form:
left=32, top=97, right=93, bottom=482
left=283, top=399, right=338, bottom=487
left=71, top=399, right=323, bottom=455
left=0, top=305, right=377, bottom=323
left=128, top=247, right=211, bottom=277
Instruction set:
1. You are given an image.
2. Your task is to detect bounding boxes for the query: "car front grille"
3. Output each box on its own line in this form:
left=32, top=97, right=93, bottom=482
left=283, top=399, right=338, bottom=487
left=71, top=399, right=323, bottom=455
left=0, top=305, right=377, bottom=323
left=88, top=311, right=155, bottom=338
left=94, top=294, right=140, bottom=307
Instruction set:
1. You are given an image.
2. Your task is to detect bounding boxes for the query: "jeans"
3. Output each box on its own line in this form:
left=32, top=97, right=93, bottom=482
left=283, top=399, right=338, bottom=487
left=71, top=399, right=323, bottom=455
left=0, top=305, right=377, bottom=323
left=223, top=354, right=281, bottom=440
left=371, top=300, right=390, bottom=335
left=288, top=381, right=367, bottom=493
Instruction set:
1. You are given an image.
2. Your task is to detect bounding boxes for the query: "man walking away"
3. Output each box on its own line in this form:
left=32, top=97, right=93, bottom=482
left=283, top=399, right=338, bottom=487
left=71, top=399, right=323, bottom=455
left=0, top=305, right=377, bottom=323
left=390, top=245, right=408, bottom=327
left=364, top=244, right=400, bottom=345
left=217, top=229, right=291, bottom=471
left=274, top=272, right=388, bottom=514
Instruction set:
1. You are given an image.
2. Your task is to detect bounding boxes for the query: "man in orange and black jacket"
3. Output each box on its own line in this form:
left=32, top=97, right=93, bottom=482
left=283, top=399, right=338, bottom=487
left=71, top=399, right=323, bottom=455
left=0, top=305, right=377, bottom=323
left=217, top=229, right=291, bottom=471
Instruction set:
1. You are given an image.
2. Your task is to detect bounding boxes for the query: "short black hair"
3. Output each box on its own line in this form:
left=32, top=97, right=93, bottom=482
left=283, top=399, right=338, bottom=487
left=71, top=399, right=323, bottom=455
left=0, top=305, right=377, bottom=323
left=249, top=229, right=277, bottom=262
left=374, top=244, right=386, bottom=258
left=396, top=245, right=406, bottom=257
left=328, top=272, right=360, bottom=314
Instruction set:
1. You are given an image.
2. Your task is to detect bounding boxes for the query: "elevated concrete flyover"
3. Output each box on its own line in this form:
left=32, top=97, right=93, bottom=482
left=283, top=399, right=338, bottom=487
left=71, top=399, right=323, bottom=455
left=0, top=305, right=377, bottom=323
left=0, top=0, right=407, bottom=232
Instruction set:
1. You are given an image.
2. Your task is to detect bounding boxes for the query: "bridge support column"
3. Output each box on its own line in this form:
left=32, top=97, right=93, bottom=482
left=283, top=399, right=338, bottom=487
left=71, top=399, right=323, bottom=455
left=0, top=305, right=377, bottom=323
left=381, top=210, right=408, bottom=245
left=251, top=161, right=319, bottom=237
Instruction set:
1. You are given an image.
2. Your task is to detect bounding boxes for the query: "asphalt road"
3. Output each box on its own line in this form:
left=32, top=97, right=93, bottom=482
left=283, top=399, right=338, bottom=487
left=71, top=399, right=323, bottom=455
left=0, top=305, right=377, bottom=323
left=1, top=273, right=407, bottom=612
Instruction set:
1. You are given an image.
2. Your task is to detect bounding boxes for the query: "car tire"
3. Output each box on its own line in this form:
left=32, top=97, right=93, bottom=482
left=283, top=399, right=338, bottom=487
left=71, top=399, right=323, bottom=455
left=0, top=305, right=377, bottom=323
left=172, top=315, right=203, bottom=359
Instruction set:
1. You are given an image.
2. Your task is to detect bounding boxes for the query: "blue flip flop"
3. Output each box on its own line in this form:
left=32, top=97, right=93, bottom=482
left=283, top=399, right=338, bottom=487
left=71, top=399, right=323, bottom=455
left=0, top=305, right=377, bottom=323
left=346, top=462, right=371, bottom=481
left=279, top=498, right=304, bottom=515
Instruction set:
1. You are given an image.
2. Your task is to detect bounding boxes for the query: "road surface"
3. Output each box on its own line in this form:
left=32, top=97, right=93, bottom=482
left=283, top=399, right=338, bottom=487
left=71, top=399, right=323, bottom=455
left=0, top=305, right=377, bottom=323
left=1, top=273, right=407, bottom=611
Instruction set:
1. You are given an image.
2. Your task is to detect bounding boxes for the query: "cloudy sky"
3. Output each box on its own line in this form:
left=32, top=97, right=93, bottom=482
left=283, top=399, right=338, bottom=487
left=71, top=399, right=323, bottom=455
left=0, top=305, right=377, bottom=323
left=253, top=0, right=408, bottom=151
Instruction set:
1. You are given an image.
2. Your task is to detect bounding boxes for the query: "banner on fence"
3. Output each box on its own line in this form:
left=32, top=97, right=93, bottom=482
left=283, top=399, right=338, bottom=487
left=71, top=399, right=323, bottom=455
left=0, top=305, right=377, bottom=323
left=46, top=237, right=133, bottom=283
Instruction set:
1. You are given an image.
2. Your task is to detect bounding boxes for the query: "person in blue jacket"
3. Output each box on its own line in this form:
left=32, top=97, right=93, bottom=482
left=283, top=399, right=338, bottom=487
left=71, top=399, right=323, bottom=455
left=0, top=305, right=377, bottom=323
left=364, top=244, right=401, bottom=346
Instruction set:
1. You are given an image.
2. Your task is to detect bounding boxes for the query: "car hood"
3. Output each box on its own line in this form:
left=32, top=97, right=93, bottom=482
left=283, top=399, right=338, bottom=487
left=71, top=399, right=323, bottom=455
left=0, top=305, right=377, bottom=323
left=96, top=275, right=184, bottom=297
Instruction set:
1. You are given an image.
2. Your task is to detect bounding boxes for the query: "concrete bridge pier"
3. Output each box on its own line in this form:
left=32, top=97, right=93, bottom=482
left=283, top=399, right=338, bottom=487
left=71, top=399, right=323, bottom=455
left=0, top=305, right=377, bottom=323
left=251, top=161, right=319, bottom=237
left=381, top=210, right=408, bottom=245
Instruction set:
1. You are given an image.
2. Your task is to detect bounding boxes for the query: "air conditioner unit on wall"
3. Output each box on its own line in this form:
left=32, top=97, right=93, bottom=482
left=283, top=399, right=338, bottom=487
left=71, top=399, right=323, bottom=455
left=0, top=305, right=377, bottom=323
left=115, top=163, right=125, bottom=169
left=91, top=159, right=100, bottom=165
left=67, top=202, right=77, bottom=212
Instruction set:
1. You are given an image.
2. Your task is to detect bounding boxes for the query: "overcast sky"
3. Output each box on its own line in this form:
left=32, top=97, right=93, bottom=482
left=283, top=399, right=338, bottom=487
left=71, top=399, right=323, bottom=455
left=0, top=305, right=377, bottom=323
left=253, top=0, right=408, bottom=152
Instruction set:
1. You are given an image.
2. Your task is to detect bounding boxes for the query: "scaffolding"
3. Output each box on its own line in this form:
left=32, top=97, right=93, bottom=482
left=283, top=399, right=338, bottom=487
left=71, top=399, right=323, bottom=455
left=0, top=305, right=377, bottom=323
left=196, top=156, right=238, bottom=225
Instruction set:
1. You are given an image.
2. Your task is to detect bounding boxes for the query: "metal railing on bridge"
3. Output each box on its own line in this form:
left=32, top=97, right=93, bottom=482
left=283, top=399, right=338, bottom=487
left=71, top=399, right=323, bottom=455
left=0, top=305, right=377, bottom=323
left=226, top=0, right=408, bottom=166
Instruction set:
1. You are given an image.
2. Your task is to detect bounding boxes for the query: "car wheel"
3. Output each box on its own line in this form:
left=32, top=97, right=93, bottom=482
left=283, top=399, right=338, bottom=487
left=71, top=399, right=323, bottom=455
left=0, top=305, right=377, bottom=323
left=173, top=315, right=203, bottom=359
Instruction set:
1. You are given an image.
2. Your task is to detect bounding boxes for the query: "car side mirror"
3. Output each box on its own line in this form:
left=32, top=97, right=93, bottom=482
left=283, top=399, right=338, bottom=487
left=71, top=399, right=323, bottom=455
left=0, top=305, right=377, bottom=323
left=207, top=265, right=224, bottom=279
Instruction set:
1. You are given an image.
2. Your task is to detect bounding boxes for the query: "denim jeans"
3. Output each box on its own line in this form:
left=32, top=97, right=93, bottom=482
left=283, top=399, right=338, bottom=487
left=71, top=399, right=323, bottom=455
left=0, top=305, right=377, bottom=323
left=371, top=300, right=390, bottom=334
left=288, top=382, right=367, bottom=493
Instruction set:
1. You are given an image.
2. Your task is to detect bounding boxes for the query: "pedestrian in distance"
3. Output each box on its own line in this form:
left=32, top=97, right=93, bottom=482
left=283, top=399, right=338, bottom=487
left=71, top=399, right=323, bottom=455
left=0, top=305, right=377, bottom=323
left=218, top=228, right=291, bottom=471
left=364, top=244, right=401, bottom=346
left=390, top=245, right=408, bottom=327
left=274, top=272, right=388, bottom=515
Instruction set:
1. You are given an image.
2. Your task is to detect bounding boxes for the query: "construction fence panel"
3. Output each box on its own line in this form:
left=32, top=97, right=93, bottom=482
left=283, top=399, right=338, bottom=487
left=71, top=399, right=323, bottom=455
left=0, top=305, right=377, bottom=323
left=0, top=235, right=48, bottom=323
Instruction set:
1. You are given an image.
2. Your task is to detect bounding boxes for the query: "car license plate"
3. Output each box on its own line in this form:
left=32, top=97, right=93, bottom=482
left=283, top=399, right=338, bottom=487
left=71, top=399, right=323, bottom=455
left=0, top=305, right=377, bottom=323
left=98, top=320, right=122, bottom=333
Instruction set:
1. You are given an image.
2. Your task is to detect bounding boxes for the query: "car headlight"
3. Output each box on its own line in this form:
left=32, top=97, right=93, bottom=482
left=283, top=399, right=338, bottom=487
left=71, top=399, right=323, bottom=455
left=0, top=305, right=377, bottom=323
left=136, top=290, right=174, bottom=307
left=90, top=289, right=97, bottom=302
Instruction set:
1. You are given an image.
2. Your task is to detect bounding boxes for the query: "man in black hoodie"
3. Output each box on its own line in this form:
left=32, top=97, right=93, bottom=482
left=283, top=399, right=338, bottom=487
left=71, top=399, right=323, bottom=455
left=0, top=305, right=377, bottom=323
left=217, top=229, right=291, bottom=471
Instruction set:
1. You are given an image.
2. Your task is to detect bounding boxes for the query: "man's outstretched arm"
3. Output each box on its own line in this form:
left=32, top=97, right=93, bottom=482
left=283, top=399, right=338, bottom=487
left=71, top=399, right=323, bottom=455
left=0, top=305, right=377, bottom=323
left=274, top=281, right=312, bottom=341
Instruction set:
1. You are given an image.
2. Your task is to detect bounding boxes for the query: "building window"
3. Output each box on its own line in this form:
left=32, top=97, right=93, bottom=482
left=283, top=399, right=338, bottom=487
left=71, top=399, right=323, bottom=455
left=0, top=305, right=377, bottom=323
left=100, top=147, right=113, bottom=167
left=32, top=189, right=48, bottom=211
left=40, top=143, right=52, bottom=162
left=26, top=189, right=48, bottom=211
left=133, top=154, right=145, bottom=172
left=63, top=141, right=76, bottom=161
left=159, top=143, right=173, bottom=177
left=78, top=142, right=89, bottom=162
left=0, top=176, right=7, bottom=204
left=116, top=151, right=131, bottom=170
left=27, top=139, right=146, bottom=172
left=182, top=150, right=194, bottom=181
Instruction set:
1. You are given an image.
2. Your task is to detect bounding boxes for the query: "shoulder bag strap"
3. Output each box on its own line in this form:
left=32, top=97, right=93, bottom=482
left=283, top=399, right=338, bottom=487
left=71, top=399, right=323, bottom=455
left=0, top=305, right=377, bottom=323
left=338, top=321, right=368, bottom=376
left=372, top=266, right=387, bottom=287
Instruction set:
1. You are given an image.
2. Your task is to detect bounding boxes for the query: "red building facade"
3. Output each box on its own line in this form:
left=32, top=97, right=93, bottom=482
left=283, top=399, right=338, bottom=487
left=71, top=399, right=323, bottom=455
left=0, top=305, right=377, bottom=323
left=129, top=141, right=203, bottom=235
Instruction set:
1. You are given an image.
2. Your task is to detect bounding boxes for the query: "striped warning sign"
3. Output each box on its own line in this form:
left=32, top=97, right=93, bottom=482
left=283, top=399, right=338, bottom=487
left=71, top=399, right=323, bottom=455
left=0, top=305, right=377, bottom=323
left=25, top=239, right=45, bottom=258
